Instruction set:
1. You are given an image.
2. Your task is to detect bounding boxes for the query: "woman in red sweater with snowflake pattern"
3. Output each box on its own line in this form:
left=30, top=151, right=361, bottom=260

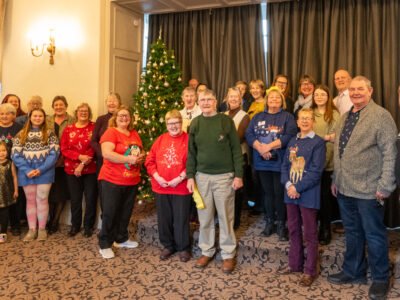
left=145, top=109, right=192, bottom=263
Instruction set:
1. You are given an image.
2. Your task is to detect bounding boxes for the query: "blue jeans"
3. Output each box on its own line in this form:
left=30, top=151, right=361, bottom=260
left=337, top=193, right=389, bottom=282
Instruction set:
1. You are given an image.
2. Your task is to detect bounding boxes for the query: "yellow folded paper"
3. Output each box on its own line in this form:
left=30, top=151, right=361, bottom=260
left=193, top=184, right=205, bottom=209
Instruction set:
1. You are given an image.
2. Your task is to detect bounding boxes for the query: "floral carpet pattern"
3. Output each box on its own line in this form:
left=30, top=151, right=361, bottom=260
left=0, top=203, right=399, bottom=299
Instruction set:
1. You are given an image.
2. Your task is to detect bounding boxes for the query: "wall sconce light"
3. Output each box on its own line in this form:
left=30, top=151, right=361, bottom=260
left=30, top=29, right=56, bottom=65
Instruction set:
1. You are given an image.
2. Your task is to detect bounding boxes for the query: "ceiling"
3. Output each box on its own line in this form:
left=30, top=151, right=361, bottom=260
left=113, top=0, right=268, bottom=14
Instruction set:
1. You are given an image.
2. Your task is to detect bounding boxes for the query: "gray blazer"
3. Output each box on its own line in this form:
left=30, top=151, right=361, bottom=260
left=333, top=100, right=397, bottom=199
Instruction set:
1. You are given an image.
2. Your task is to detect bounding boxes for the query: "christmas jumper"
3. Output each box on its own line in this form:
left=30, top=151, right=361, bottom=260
left=0, top=122, right=22, bottom=157
left=145, top=132, right=190, bottom=195
left=98, top=127, right=142, bottom=186
left=60, top=122, right=97, bottom=175
left=281, top=133, right=325, bottom=209
left=246, top=109, right=297, bottom=172
left=11, top=128, right=60, bottom=186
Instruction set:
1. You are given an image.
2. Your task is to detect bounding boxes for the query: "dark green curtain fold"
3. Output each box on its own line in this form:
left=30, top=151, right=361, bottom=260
left=267, top=0, right=400, bottom=126
left=149, top=5, right=266, bottom=102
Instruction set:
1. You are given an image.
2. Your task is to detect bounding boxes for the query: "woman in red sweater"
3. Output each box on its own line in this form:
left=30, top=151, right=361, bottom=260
left=60, top=103, right=97, bottom=238
left=145, top=109, right=191, bottom=262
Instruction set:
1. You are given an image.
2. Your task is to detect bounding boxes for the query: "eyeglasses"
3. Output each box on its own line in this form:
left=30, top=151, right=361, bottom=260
left=117, top=114, right=130, bottom=119
left=301, top=82, right=313, bottom=87
left=314, top=93, right=328, bottom=97
left=77, top=110, right=89, bottom=113
left=198, top=98, right=215, bottom=102
left=276, top=80, right=288, bottom=85
left=166, top=121, right=181, bottom=126
left=299, top=117, right=313, bottom=121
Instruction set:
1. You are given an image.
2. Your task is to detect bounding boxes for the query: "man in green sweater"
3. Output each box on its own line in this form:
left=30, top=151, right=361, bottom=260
left=187, top=89, right=243, bottom=274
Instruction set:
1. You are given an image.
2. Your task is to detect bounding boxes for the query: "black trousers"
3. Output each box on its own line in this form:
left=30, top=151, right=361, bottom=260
left=66, top=173, right=98, bottom=230
left=8, top=187, right=26, bottom=230
left=318, top=171, right=340, bottom=229
left=155, top=193, right=191, bottom=252
left=98, top=180, right=138, bottom=249
left=48, top=167, right=70, bottom=229
left=258, top=170, right=286, bottom=222
left=0, top=207, right=9, bottom=234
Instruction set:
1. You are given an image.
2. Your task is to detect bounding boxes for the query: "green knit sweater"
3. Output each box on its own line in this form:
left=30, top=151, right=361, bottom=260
left=186, top=114, right=243, bottom=178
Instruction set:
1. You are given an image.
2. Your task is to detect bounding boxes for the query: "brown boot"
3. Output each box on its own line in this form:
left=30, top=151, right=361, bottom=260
left=23, top=229, right=37, bottom=242
left=195, top=255, right=213, bottom=269
left=222, top=258, right=236, bottom=274
left=37, top=229, right=47, bottom=241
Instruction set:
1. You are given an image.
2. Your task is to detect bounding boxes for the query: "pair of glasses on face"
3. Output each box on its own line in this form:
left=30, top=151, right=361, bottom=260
left=117, top=114, right=130, bottom=119
left=166, top=121, right=181, bottom=126
left=299, top=117, right=313, bottom=121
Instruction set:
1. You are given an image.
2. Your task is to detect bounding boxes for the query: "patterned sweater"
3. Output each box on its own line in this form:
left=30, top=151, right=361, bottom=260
left=11, top=128, right=60, bottom=186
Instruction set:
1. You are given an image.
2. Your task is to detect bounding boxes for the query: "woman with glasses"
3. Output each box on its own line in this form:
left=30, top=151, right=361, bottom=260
left=272, top=74, right=294, bottom=114
left=97, top=106, right=144, bottom=259
left=279, top=108, right=325, bottom=286
left=294, top=75, right=316, bottom=118
left=311, top=85, right=340, bottom=245
left=145, top=109, right=192, bottom=262
left=224, top=87, right=250, bottom=229
left=60, top=103, right=97, bottom=238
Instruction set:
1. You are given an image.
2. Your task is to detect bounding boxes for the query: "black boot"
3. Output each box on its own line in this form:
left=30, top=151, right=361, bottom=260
left=318, top=225, right=331, bottom=245
left=261, top=219, right=276, bottom=237
left=277, top=221, right=288, bottom=241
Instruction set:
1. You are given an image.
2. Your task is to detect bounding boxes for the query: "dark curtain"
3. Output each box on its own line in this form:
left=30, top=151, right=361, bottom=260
left=267, top=0, right=400, bottom=228
left=149, top=5, right=266, bottom=102
left=267, top=0, right=400, bottom=126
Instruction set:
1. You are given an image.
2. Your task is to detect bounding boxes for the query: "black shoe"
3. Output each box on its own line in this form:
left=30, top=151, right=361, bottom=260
left=160, top=248, right=175, bottom=260
left=83, top=228, right=93, bottom=238
left=368, top=281, right=390, bottom=300
left=318, top=228, right=331, bottom=245
left=68, top=227, right=80, bottom=237
left=327, top=271, right=367, bottom=285
left=48, top=224, right=59, bottom=235
left=261, top=222, right=276, bottom=237
left=277, top=222, right=288, bottom=241
left=11, top=227, right=21, bottom=236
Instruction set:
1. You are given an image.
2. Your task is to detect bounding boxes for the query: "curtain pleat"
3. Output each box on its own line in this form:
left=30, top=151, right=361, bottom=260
left=267, top=0, right=400, bottom=126
left=149, top=5, right=266, bottom=102
left=0, top=0, right=7, bottom=81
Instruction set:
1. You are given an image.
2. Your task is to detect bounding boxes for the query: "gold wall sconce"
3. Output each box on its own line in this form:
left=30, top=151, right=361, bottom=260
left=30, top=29, right=56, bottom=65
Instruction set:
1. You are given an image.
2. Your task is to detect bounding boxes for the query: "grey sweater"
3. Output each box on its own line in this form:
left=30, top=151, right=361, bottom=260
left=333, top=100, right=397, bottom=199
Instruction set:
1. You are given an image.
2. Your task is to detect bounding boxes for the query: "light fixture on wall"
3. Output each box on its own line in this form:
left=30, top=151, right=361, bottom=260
left=30, top=29, right=56, bottom=65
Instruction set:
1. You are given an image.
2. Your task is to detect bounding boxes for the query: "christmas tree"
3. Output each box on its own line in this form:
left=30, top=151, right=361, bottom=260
left=132, top=38, right=184, bottom=201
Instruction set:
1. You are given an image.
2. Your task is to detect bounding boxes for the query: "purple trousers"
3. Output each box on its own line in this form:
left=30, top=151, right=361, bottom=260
left=286, top=204, right=318, bottom=276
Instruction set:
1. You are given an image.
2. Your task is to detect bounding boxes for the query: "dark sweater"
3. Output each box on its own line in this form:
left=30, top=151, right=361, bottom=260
left=186, top=114, right=243, bottom=178
left=281, top=134, right=326, bottom=209
left=91, top=112, right=113, bottom=161
left=246, top=109, right=297, bottom=172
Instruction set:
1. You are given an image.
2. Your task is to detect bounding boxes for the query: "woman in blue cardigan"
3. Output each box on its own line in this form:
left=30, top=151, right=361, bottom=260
left=279, top=108, right=325, bottom=286
left=12, top=109, right=59, bottom=242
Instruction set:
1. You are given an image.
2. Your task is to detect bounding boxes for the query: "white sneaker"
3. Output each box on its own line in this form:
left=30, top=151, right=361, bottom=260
left=0, top=233, right=7, bottom=243
left=113, top=240, right=139, bottom=248
left=99, top=248, right=115, bottom=259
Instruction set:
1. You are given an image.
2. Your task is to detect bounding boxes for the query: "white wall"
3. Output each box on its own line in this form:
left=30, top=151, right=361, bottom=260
left=1, top=0, right=109, bottom=117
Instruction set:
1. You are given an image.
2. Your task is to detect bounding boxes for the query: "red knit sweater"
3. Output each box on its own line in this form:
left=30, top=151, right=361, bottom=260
left=145, top=132, right=190, bottom=195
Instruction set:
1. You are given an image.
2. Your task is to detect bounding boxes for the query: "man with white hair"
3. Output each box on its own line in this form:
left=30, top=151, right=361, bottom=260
left=328, top=76, right=397, bottom=300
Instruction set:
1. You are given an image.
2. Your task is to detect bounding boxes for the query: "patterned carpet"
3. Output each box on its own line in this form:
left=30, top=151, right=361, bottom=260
left=0, top=202, right=399, bottom=300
